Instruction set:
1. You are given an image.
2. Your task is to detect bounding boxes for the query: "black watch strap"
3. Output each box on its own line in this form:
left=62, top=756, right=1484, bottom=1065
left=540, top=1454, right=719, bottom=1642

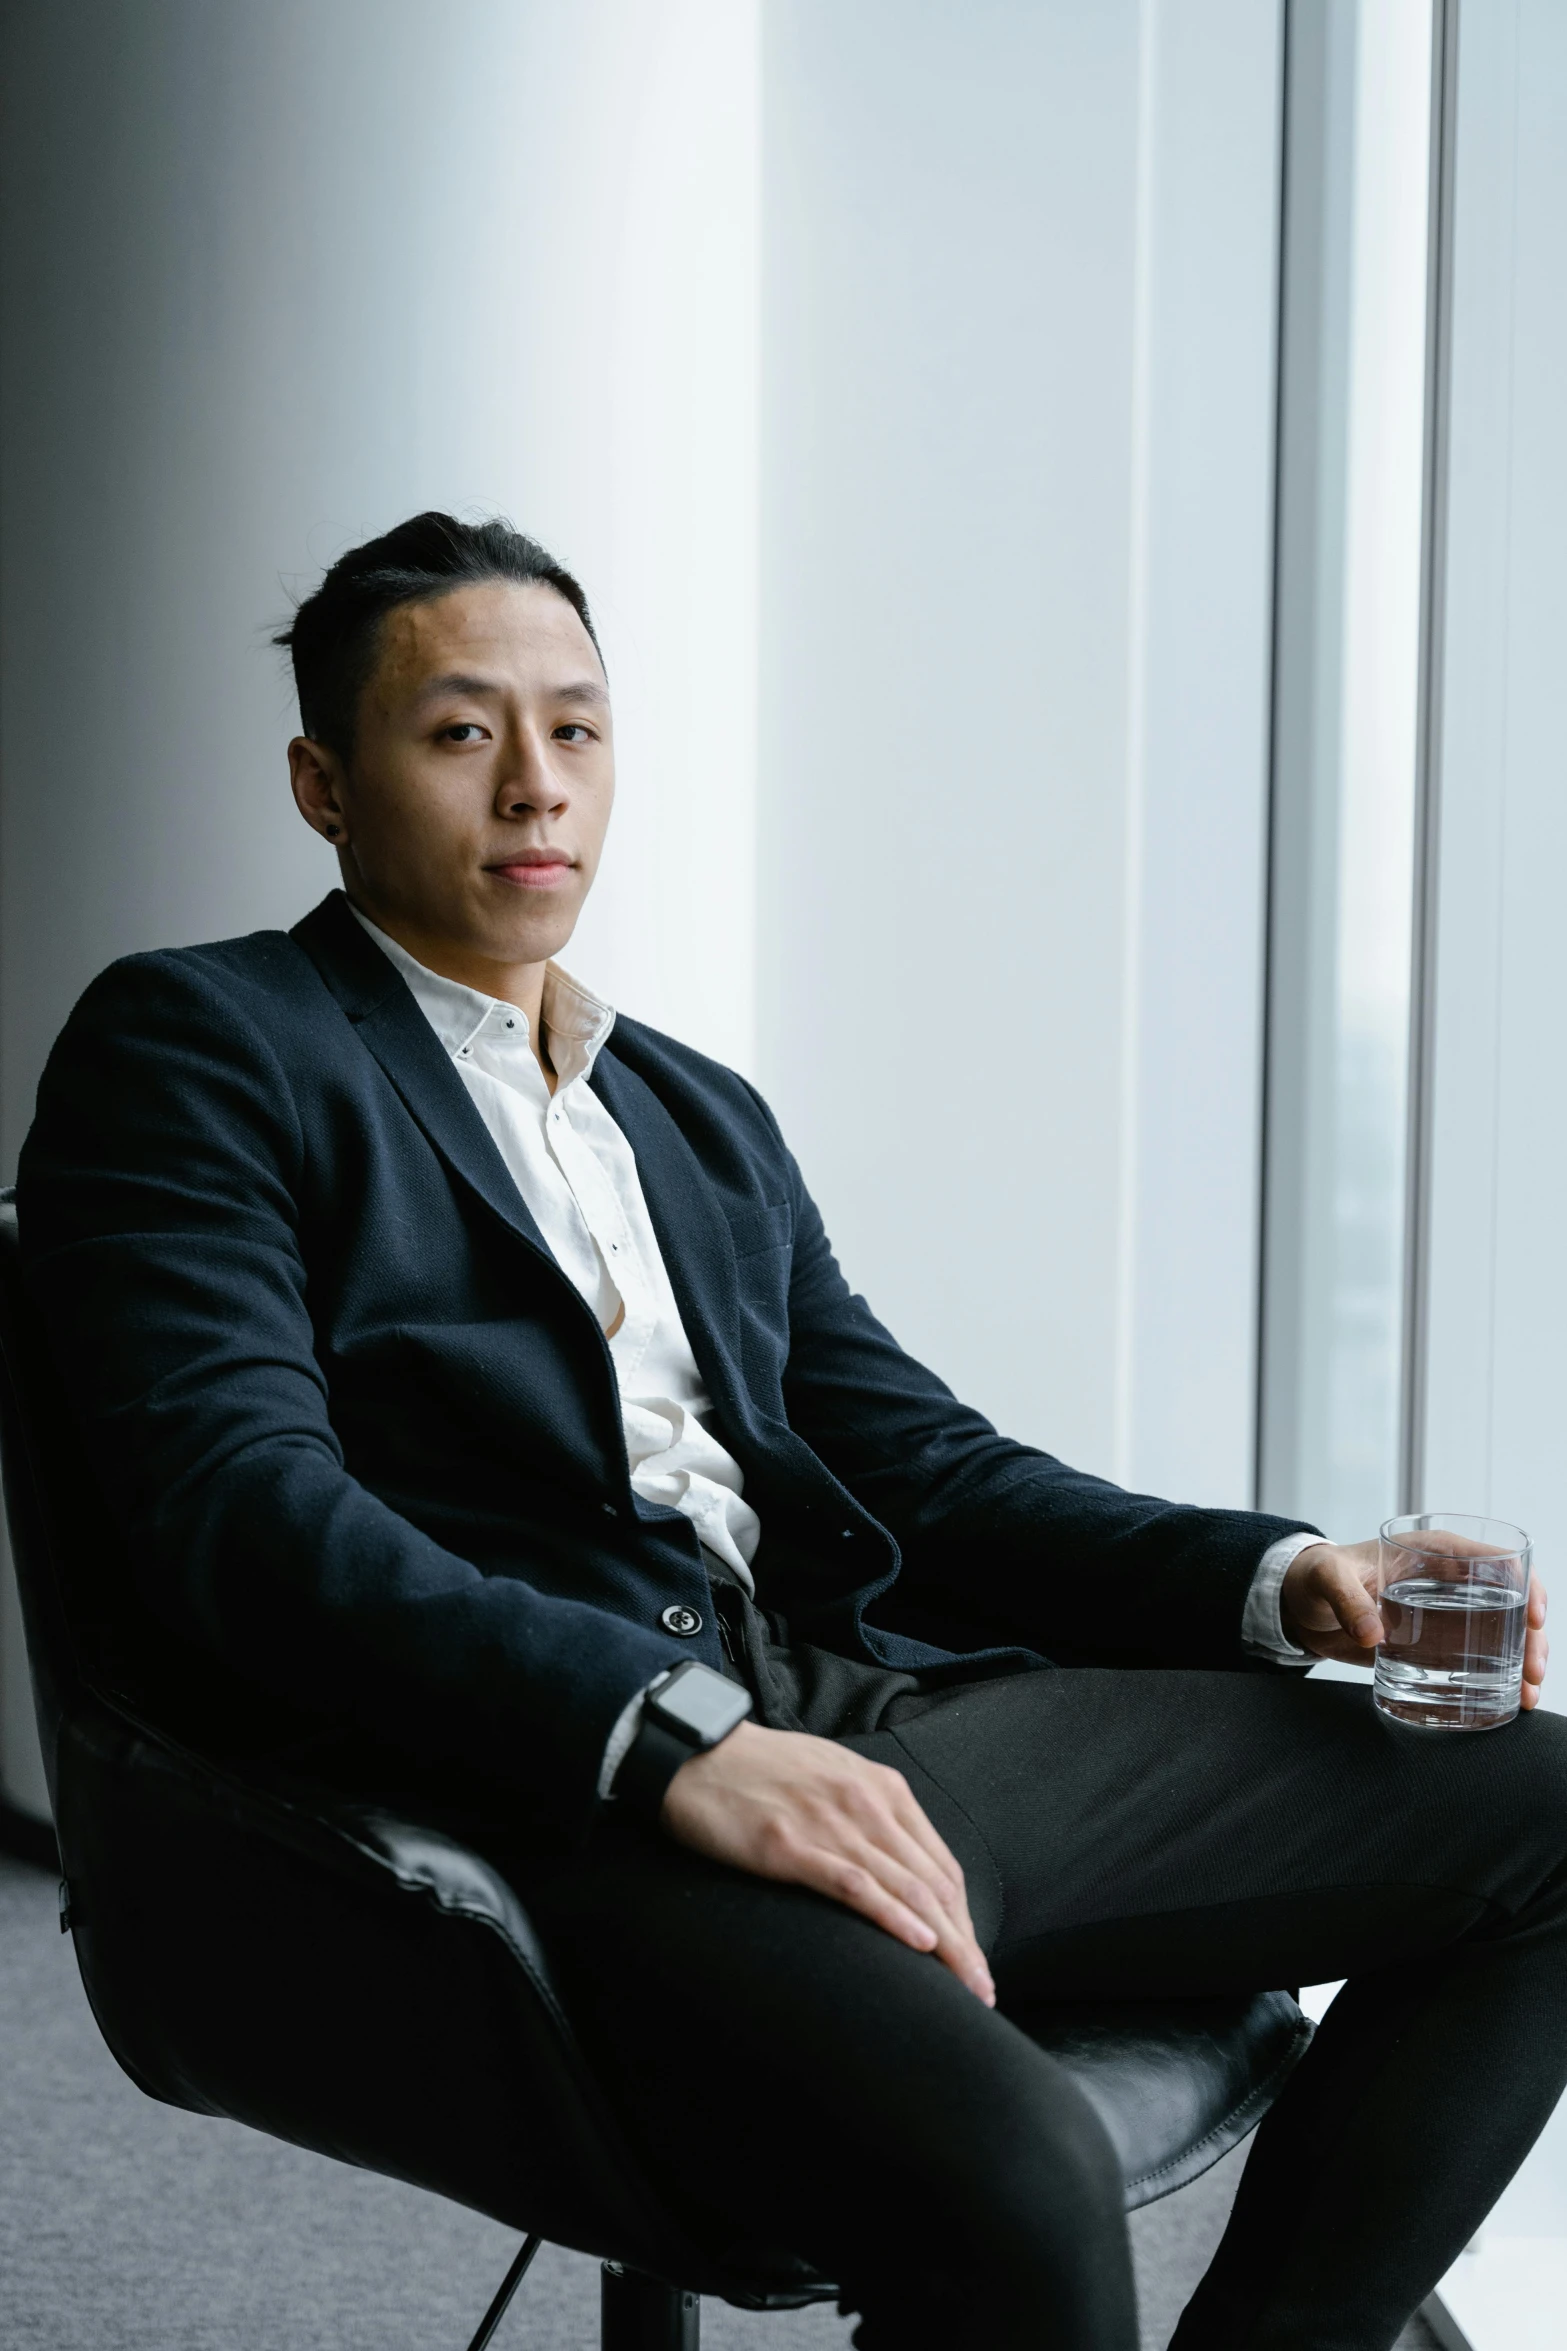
left=615, top=1662, right=753, bottom=1822
left=616, top=1714, right=705, bottom=1821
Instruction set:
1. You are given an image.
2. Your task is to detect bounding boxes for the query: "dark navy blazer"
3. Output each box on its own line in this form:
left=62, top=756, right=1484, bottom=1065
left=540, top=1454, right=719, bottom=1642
left=18, top=891, right=1304, bottom=1844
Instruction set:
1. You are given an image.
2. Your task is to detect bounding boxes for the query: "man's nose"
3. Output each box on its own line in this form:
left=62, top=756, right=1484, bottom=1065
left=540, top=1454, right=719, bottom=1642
left=495, top=725, right=566, bottom=816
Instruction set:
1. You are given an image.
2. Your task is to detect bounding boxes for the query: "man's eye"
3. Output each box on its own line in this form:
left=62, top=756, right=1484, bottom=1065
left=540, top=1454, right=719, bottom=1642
left=554, top=723, right=593, bottom=743
left=440, top=723, right=487, bottom=744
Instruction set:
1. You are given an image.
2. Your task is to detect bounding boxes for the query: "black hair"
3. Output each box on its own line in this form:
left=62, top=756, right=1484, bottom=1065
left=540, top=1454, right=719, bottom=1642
left=272, top=510, right=602, bottom=760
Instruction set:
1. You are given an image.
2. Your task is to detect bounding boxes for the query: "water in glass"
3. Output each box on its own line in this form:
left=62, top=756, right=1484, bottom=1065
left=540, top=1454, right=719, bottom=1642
left=1373, top=1515, right=1530, bottom=1731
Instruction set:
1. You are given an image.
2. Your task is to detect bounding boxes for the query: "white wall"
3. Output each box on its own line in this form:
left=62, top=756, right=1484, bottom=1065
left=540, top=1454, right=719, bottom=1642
left=1, top=0, right=1285, bottom=1810
left=759, top=0, right=1283, bottom=1495
left=0, top=0, right=760, bottom=1171
left=0, top=0, right=761, bottom=1813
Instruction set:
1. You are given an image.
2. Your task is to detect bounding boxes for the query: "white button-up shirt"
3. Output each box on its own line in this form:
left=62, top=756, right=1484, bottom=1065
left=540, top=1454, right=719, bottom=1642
left=350, top=908, right=762, bottom=1591
left=351, top=909, right=1317, bottom=1789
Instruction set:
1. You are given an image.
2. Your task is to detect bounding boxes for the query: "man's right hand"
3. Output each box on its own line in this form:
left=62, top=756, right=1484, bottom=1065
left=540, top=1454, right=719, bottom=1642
left=660, top=1720, right=996, bottom=2006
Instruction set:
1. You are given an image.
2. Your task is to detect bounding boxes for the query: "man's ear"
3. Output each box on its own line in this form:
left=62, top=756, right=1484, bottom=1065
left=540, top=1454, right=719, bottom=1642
left=288, top=736, right=351, bottom=846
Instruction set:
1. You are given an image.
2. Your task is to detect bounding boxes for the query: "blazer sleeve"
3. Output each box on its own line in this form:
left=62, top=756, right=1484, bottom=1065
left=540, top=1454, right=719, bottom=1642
left=770, top=1131, right=1315, bottom=1671
left=17, top=953, right=680, bottom=1843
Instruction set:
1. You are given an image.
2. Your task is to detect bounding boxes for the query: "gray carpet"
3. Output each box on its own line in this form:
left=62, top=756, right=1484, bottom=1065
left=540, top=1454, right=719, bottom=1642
left=0, top=1854, right=1440, bottom=2349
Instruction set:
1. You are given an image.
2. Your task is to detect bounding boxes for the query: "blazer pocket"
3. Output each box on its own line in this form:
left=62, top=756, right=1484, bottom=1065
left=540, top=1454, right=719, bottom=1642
left=725, top=1200, right=793, bottom=1258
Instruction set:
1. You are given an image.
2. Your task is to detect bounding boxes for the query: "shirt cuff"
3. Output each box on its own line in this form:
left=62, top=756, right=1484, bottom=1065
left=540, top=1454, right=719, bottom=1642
left=597, top=1674, right=669, bottom=1801
left=1242, top=1531, right=1325, bottom=1667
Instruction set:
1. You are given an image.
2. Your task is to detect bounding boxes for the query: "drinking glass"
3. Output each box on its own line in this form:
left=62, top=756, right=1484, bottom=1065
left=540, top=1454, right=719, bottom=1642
left=1373, top=1514, right=1530, bottom=1730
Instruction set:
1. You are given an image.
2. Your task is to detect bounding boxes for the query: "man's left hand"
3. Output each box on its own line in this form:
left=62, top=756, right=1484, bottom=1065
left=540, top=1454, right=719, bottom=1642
left=1280, top=1540, right=1550, bottom=1709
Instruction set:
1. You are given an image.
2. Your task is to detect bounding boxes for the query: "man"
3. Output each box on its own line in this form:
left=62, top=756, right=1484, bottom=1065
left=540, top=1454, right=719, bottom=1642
left=19, top=513, right=1563, bottom=2350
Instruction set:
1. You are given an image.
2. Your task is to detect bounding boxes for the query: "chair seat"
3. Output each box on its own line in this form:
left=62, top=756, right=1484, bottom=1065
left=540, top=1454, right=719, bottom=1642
left=1015, top=1992, right=1312, bottom=2210
left=44, top=1704, right=1313, bottom=2310
left=339, top=1799, right=1312, bottom=2234
left=702, top=1992, right=1313, bottom=2302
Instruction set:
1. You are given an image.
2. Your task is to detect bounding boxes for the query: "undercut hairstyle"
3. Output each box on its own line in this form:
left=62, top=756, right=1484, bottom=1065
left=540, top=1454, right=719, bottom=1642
left=273, top=511, right=601, bottom=761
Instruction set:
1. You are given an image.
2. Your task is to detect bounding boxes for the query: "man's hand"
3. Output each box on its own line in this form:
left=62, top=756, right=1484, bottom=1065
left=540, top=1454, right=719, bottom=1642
left=1281, top=1539, right=1550, bottom=1709
left=660, top=1720, right=996, bottom=2005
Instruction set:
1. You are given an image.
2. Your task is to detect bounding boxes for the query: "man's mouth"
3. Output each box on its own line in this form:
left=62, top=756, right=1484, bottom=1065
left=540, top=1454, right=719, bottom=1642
left=486, top=853, right=575, bottom=891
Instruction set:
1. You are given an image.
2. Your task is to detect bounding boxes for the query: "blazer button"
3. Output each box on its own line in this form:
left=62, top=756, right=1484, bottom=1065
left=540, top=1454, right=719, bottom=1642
left=660, top=1604, right=703, bottom=1638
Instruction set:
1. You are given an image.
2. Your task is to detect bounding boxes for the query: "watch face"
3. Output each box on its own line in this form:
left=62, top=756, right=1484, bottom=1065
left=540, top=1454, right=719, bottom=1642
left=656, top=1665, right=751, bottom=1743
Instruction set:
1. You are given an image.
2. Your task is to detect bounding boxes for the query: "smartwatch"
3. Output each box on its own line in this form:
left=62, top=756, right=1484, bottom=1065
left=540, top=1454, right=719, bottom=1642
left=616, top=1660, right=753, bottom=1820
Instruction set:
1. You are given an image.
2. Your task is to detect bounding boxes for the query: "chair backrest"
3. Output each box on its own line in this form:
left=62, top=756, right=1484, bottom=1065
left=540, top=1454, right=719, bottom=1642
left=0, top=1191, right=309, bottom=1787
left=0, top=1190, right=106, bottom=1802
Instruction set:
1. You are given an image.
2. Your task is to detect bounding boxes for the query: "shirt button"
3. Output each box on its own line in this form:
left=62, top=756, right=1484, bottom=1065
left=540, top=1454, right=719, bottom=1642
left=660, top=1604, right=703, bottom=1638
left=505, top=1018, right=516, bottom=1030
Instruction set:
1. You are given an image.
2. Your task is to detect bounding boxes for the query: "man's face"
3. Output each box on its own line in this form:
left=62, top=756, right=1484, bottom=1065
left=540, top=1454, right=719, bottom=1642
left=300, top=579, right=614, bottom=975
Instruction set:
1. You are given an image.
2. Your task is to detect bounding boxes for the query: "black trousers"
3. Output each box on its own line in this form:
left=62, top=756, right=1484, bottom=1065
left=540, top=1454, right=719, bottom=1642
left=519, top=1667, right=1567, bottom=2351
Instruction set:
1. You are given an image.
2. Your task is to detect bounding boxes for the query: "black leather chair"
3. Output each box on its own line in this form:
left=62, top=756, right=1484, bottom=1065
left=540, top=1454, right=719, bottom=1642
left=0, top=1192, right=1312, bottom=2347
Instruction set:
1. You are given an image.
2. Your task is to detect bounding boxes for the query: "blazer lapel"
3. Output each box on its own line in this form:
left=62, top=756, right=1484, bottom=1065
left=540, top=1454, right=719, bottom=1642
left=290, top=892, right=558, bottom=1269
left=293, top=894, right=747, bottom=1420
left=587, top=1050, right=748, bottom=1425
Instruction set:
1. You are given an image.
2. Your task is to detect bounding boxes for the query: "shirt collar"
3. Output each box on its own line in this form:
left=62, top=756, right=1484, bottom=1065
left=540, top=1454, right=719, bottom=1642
left=347, top=903, right=615, bottom=1084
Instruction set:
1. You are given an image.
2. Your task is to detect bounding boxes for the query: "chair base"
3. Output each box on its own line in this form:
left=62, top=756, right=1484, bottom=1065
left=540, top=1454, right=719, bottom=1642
left=463, top=2235, right=541, bottom=2351
left=602, top=2261, right=700, bottom=2349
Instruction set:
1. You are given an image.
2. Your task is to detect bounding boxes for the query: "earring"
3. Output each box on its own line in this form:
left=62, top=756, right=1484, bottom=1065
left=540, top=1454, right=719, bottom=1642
left=325, top=824, right=340, bottom=838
